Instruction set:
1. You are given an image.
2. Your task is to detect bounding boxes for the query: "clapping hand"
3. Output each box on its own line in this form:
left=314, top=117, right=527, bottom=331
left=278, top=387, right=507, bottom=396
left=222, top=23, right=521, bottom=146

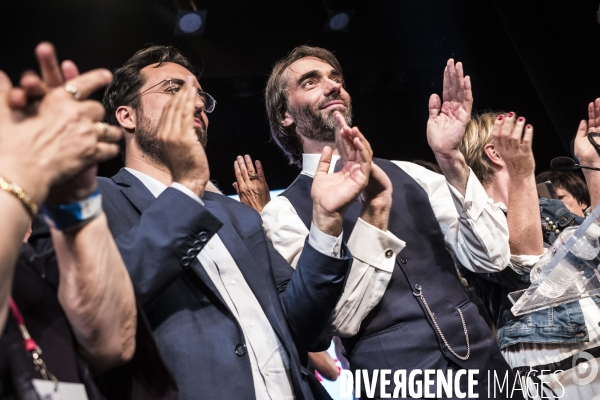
left=311, top=111, right=372, bottom=236
left=491, top=112, right=535, bottom=178
left=157, top=77, right=210, bottom=198
left=233, top=155, right=271, bottom=213
left=0, top=43, right=122, bottom=206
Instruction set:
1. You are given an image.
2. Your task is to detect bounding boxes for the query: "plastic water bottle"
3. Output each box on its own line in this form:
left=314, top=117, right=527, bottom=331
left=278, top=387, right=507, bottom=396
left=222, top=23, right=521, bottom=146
left=530, top=222, right=600, bottom=299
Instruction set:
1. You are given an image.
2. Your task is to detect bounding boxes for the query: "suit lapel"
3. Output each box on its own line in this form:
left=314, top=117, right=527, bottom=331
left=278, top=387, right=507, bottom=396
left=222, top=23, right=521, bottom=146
left=111, top=169, right=156, bottom=214
left=202, top=198, right=287, bottom=339
left=112, top=169, right=229, bottom=308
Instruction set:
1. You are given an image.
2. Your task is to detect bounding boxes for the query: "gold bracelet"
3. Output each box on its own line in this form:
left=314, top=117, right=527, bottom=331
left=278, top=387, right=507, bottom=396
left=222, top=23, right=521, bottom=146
left=0, top=177, right=38, bottom=218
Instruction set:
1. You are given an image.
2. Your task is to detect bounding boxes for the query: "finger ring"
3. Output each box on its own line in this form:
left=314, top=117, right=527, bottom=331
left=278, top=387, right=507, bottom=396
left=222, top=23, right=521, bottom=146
left=64, top=84, right=81, bottom=100
left=248, top=172, right=258, bottom=180
left=102, top=123, right=111, bottom=141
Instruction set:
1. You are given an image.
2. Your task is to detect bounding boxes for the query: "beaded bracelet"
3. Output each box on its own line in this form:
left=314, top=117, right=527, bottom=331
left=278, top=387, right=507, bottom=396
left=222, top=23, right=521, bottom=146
left=0, top=177, right=38, bottom=218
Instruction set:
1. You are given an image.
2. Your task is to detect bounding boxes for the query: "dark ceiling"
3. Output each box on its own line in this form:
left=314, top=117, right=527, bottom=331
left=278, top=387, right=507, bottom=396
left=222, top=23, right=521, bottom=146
left=2, top=0, right=600, bottom=194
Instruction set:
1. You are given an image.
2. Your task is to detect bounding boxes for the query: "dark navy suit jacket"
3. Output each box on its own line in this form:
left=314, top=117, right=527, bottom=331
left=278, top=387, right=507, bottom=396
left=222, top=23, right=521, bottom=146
left=98, top=169, right=351, bottom=400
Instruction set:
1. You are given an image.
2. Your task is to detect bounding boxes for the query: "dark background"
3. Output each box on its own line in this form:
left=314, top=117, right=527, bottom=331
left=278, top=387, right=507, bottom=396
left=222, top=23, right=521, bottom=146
left=2, top=0, right=600, bottom=194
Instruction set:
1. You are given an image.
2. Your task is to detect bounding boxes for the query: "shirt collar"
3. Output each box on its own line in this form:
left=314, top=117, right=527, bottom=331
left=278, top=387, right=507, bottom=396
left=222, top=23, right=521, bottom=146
left=301, top=153, right=341, bottom=178
left=124, top=167, right=167, bottom=198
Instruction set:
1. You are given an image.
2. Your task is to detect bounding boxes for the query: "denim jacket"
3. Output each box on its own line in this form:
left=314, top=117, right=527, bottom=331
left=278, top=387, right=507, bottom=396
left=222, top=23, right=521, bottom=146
left=461, top=198, right=600, bottom=349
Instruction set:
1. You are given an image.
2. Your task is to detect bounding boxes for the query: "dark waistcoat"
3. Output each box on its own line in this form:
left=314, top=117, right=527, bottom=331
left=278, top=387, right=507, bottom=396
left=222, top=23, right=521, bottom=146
left=281, top=158, right=519, bottom=399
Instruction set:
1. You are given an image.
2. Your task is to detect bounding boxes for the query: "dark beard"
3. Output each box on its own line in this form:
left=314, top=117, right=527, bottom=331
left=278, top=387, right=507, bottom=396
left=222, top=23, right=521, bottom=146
left=135, top=108, right=208, bottom=167
left=288, top=94, right=352, bottom=143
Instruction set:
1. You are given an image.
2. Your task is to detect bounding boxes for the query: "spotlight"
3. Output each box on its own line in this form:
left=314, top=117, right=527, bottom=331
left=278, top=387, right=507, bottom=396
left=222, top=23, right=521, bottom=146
left=174, top=10, right=207, bottom=36
left=325, top=10, right=354, bottom=33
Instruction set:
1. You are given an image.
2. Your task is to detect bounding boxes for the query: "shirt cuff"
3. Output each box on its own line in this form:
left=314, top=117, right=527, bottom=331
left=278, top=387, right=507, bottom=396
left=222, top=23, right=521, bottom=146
left=171, top=182, right=205, bottom=206
left=308, top=222, right=343, bottom=258
left=511, top=254, right=542, bottom=267
left=446, top=168, right=489, bottom=220
left=347, top=218, right=405, bottom=272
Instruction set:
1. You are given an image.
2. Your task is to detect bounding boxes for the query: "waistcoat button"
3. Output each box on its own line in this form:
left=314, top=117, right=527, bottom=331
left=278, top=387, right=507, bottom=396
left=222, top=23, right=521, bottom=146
left=400, top=258, right=408, bottom=264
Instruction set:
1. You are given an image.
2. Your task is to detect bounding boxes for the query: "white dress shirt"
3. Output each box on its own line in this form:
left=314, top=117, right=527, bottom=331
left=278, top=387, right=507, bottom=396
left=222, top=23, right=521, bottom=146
left=261, top=155, right=510, bottom=337
left=125, top=167, right=343, bottom=400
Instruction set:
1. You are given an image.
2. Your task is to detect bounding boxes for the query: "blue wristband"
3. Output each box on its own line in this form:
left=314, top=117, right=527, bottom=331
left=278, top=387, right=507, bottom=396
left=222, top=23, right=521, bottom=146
left=42, top=190, right=103, bottom=231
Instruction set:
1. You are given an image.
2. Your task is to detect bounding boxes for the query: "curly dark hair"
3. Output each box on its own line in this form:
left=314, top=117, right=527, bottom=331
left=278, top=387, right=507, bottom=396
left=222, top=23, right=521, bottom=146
left=265, top=45, right=344, bottom=167
left=102, top=45, right=196, bottom=157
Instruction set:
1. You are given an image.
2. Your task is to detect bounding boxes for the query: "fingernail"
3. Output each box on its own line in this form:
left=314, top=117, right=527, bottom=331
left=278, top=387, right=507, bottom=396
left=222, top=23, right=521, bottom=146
left=518, top=117, right=523, bottom=122
left=498, top=115, right=504, bottom=120
left=508, top=112, right=514, bottom=117
left=527, top=124, right=532, bottom=129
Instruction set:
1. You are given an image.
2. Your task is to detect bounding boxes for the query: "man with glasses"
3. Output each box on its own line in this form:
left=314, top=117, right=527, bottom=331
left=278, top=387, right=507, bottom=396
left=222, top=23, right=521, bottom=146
left=99, top=45, right=382, bottom=400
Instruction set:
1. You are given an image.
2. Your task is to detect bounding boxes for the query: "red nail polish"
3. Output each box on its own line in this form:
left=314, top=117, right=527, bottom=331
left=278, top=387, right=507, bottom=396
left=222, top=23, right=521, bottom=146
left=498, top=115, right=504, bottom=120
left=508, top=112, right=514, bottom=117
left=527, top=124, right=532, bottom=129
left=518, top=117, right=523, bottom=122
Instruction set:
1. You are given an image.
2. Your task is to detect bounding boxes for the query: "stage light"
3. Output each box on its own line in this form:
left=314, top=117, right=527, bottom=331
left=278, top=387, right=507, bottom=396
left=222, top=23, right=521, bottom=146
left=174, top=9, right=207, bottom=36
left=325, top=10, right=354, bottom=33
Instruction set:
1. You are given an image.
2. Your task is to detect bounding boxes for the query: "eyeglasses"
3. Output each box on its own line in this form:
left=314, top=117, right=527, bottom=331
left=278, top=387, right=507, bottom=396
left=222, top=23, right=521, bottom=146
left=131, top=78, right=216, bottom=113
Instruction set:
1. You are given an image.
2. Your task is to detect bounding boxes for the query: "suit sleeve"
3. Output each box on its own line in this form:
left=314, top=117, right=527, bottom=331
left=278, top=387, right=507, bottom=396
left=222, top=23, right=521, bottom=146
left=100, top=185, right=223, bottom=310
left=262, top=196, right=404, bottom=338
left=267, top=230, right=351, bottom=348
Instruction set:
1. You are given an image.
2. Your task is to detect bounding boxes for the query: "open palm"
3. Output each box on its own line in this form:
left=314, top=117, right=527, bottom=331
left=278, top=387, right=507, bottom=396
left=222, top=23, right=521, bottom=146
left=427, top=59, right=472, bottom=156
left=574, top=98, right=600, bottom=167
left=311, top=112, right=372, bottom=219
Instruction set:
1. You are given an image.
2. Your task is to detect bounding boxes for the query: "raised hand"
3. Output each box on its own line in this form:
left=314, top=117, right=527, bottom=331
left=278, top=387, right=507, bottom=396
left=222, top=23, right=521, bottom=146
left=427, top=59, right=472, bottom=195
left=3, top=42, right=122, bottom=205
left=157, top=77, right=209, bottom=198
left=491, top=112, right=535, bottom=178
left=574, top=98, right=600, bottom=168
left=233, top=155, right=271, bottom=213
left=311, top=111, right=372, bottom=236
left=0, top=67, right=121, bottom=206
left=8, top=42, right=80, bottom=112
left=427, top=59, right=473, bottom=156
left=574, top=98, right=600, bottom=211
left=491, top=112, right=542, bottom=256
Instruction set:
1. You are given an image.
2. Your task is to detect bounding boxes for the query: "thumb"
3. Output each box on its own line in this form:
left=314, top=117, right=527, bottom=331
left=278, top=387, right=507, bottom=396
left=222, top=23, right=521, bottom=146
left=0, top=70, right=13, bottom=96
left=316, top=146, right=333, bottom=176
left=428, top=93, right=441, bottom=119
left=577, top=120, right=588, bottom=137
left=0, top=70, right=13, bottom=112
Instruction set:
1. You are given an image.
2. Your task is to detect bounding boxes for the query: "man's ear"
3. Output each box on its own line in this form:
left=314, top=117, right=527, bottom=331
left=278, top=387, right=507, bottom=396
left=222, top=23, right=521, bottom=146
left=484, top=143, right=504, bottom=168
left=281, top=111, right=294, bottom=127
left=115, top=106, right=136, bottom=131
